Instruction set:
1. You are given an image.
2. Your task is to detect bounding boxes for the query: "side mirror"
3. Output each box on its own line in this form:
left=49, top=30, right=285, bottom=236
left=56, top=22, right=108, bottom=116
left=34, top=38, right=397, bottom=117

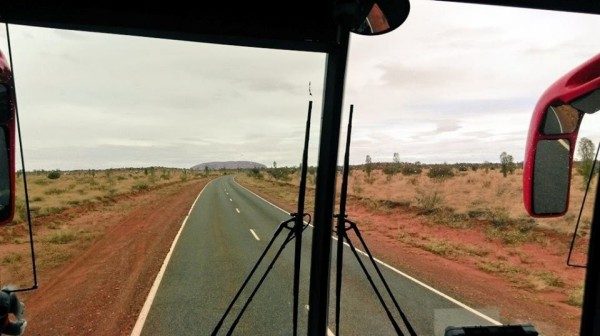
left=0, top=51, right=15, bottom=226
left=335, top=0, right=410, bottom=36
left=523, top=53, right=600, bottom=217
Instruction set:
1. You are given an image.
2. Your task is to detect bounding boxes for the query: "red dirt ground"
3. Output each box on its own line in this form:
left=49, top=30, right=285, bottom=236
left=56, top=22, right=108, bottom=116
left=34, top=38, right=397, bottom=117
left=19, top=179, right=208, bottom=336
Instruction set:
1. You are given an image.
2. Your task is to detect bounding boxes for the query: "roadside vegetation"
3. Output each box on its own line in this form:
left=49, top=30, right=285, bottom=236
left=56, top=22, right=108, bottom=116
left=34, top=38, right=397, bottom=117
left=0, top=167, right=212, bottom=286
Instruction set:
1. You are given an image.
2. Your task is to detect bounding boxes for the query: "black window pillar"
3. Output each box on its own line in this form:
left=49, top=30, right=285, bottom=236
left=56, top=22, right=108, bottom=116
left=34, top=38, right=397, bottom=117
left=581, top=175, right=600, bottom=335
left=307, top=28, right=350, bottom=336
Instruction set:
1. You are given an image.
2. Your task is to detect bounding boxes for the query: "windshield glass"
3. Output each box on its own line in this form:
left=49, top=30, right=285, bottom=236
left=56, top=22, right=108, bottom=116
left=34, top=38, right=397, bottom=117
left=0, top=3, right=599, bottom=336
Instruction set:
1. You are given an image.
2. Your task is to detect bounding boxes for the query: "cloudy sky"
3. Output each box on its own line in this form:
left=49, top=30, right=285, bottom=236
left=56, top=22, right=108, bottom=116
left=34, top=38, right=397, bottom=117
left=1, top=0, right=599, bottom=170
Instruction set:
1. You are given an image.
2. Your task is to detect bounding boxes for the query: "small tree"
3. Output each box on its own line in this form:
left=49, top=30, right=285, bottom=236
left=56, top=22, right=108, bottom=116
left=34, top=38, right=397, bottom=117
left=47, top=170, right=61, bottom=179
left=365, top=155, right=373, bottom=178
left=273, top=161, right=277, bottom=169
left=204, top=165, right=210, bottom=176
left=383, top=153, right=401, bottom=181
left=499, top=152, right=516, bottom=177
left=577, top=137, right=597, bottom=187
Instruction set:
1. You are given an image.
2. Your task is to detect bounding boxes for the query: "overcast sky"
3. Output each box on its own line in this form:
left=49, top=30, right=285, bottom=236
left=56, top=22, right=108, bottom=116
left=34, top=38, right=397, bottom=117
left=1, top=0, right=599, bottom=170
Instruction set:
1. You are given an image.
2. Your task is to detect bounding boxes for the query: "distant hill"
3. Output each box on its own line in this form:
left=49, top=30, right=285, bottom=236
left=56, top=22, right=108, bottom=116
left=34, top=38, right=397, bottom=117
left=191, top=161, right=266, bottom=170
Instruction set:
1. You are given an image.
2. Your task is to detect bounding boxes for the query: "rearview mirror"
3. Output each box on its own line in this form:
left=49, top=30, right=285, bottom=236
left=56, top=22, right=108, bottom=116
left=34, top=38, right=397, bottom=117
left=336, top=0, right=410, bottom=36
left=0, top=51, right=15, bottom=226
left=523, top=53, right=600, bottom=217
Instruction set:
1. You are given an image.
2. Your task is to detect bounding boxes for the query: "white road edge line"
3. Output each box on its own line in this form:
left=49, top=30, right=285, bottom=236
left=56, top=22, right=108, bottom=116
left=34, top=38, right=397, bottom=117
left=232, top=177, right=502, bottom=326
left=236, top=208, right=240, bottom=214
left=131, top=180, right=213, bottom=336
left=250, top=229, right=260, bottom=241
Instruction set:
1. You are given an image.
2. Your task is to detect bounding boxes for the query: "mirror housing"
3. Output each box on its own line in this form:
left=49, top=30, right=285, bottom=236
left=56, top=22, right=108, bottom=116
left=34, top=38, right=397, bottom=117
left=523, top=53, right=600, bottom=217
left=335, top=0, right=410, bottom=36
left=0, top=51, right=15, bottom=226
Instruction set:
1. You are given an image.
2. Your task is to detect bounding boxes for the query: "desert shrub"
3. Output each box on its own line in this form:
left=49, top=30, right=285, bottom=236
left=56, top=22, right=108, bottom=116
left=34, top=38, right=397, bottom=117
left=415, top=189, right=443, bottom=214
left=427, top=165, right=454, bottom=179
left=116, top=175, right=127, bottom=181
left=577, top=137, right=597, bottom=188
left=31, top=196, right=44, bottom=202
left=247, top=168, right=263, bottom=179
left=382, top=164, right=399, bottom=180
left=14, top=199, right=26, bottom=222
left=488, top=207, right=511, bottom=227
left=47, top=170, right=61, bottom=179
left=267, top=168, right=293, bottom=181
left=477, top=260, right=523, bottom=276
left=467, top=208, right=487, bottom=219
left=364, top=155, right=373, bottom=178
left=500, top=152, right=516, bottom=177
left=132, top=182, right=149, bottom=192
left=537, top=271, right=565, bottom=288
left=400, top=163, right=422, bottom=176
left=423, top=240, right=455, bottom=257
left=457, top=165, right=468, bottom=172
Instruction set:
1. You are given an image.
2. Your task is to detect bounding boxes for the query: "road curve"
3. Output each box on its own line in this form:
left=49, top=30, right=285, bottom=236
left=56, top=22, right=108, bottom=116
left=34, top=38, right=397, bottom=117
left=136, top=176, right=499, bottom=335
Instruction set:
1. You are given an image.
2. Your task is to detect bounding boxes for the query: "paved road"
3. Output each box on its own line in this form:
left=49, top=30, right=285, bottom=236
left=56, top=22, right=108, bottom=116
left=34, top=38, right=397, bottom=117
left=138, top=176, right=499, bottom=335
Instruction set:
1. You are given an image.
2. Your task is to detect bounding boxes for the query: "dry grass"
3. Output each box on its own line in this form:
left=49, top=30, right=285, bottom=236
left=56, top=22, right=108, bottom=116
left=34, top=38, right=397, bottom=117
left=0, top=168, right=211, bottom=285
left=567, top=285, right=584, bottom=307
left=11, top=168, right=202, bottom=223
left=258, top=166, right=595, bottom=235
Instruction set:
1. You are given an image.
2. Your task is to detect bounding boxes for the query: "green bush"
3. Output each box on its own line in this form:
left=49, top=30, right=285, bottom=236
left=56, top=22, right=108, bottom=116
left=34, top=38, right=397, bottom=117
left=382, top=164, right=399, bottom=180
left=47, top=170, right=61, bottom=179
left=400, top=163, right=422, bottom=176
left=267, top=168, right=293, bottom=181
left=247, top=168, right=263, bottom=179
left=427, top=166, right=454, bottom=179
left=415, top=189, right=443, bottom=214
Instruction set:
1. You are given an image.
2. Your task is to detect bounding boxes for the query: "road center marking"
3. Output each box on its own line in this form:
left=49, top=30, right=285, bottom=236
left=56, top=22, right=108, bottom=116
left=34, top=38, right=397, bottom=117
left=235, top=208, right=240, bottom=213
left=250, top=229, right=260, bottom=241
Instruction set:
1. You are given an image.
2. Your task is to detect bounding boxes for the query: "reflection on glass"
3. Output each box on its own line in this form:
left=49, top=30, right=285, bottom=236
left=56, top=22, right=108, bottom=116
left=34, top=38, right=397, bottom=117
left=352, top=0, right=409, bottom=36
left=542, top=105, right=581, bottom=135
left=0, top=85, right=8, bottom=124
left=533, top=139, right=570, bottom=214
left=355, top=3, right=390, bottom=34
left=0, top=127, right=9, bottom=214
left=572, top=88, right=600, bottom=114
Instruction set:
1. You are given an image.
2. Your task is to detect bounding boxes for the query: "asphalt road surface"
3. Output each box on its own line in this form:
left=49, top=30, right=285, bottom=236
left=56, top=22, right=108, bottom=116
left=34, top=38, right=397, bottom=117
left=135, top=176, right=500, bottom=336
